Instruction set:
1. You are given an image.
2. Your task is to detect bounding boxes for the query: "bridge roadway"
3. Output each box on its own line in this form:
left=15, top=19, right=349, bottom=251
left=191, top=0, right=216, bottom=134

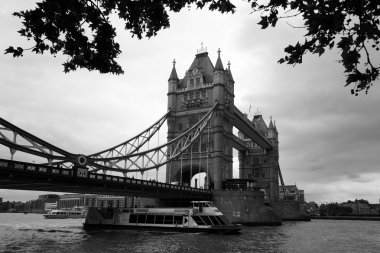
left=0, top=159, right=211, bottom=200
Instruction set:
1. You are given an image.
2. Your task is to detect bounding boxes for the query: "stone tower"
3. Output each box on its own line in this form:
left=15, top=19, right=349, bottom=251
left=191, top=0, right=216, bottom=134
left=238, top=113, right=280, bottom=202
left=166, top=46, right=235, bottom=190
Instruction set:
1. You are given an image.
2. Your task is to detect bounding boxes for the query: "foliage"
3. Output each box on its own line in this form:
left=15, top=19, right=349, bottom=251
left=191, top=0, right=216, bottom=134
left=5, top=0, right=380, bottom=95
left=319, top=203, right=353, bottom=216
left=251, top=0, right=380, bottom=95
left=4, top=0, right=235, bottom=75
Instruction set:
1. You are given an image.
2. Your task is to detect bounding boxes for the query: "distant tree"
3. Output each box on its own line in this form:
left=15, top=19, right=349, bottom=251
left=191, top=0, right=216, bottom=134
left=319, top=203, right=353, bottom=216
left=5, top=0, right=380, bottom=95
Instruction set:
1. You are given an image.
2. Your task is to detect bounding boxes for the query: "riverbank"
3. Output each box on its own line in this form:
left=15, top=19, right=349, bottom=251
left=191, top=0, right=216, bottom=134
left=312, top=216, right=380, bottom=221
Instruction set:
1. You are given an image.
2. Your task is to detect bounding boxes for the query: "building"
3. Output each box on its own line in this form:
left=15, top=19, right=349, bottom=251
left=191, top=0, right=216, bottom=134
left=26, top=194, right=59, bottom=213
left=57, top=194, right=139, bottom=209
left=341, top=199, right=376, bottom=215
left=238, top=113, right=280, bottom=202
left=166, top=45, right=281, bottom=203
left=166, top=45, right=235, bottom=190
left=279, top=185, right=305, bottom=203
left=305, top=201, right=319, bottom=215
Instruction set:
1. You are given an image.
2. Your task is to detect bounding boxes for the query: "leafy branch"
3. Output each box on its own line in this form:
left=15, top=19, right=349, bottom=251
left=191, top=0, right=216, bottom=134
left=251, top=0, right=380, bottom=95
left=4, top=0, right=380, bottom=95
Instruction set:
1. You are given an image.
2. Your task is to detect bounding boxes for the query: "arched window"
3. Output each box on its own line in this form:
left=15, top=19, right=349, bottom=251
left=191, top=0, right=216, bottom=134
left=196, top=77, right=201, bottom=87
left=190, top=78, right=195, bottom=89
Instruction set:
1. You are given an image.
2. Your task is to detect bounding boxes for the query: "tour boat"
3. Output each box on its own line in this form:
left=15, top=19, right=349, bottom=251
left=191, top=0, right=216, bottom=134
left=43, top=208, right=87, bottom=219
left=83, top=201, right=241, bottom=234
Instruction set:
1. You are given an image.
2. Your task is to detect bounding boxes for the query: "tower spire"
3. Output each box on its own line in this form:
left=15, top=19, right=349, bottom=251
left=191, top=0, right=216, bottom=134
left=214, top=48, right=224, bottom=71
left=269, top=116, right=274, bottom=129
left=168, top=58, right=178, bottom=81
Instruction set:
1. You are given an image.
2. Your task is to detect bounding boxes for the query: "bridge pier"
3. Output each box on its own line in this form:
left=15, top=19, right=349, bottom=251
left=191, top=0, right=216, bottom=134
left=212, top=190, right=281, bottom=225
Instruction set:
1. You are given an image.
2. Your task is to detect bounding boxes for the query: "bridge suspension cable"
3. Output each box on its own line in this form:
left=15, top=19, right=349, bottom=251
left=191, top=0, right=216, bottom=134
left=0, top=104, right=216, bottom=177
left=0, top=117, right=75, bottom=163
left=89, top=110, right=170, bottom=163
left=90, top=103, right=217, bottom=174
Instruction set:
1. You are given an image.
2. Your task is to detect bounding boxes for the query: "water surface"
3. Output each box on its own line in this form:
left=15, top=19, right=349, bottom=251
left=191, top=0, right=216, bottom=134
left=0, top=213, right=379, bottom=252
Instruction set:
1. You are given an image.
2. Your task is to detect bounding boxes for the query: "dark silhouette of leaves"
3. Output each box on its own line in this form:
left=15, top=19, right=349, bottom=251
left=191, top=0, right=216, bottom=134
left=4, top=0, right=379, bottom=95
left=251, top=0, right=380, bottom=95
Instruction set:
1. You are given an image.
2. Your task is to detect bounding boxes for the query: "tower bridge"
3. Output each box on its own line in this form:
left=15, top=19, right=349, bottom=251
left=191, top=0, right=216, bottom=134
left=0, top=46, right=299, bottom=224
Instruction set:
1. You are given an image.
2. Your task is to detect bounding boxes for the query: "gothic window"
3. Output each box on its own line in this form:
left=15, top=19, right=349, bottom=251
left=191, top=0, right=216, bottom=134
left=195, top=91, right=200, bottom=98
left=223, top=144, right=228, bottom=154
left=192, top=142, right=199, bottom=152
left=201, top=142, right=207, bottom=152
left=178, top=123, right=183, bottom=131
left=208, top=141, right=214, bottom=152
left=201, top=90, right=207, bottom=98
left=196, top=77, right=201, bottom=87
left=190, top=78, right=195, bottom=89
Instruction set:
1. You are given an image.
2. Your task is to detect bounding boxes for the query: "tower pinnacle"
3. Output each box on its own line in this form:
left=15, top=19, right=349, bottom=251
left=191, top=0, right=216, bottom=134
left=197, top=42, right=207, bottom=54
left=168, top=58, right=178, bottom=81
left=214, top=48, right=224, bottom=71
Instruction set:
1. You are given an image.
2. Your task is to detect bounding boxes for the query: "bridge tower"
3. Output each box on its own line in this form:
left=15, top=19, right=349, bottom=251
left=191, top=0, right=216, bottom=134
left=166, top=46, right=235, bottom=190
left=238, top=113, right=280, bottom=202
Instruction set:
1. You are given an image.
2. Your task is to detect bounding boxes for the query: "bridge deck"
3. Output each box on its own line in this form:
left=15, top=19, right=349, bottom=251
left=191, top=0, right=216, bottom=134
left=0, top=159, right=211, bottom=200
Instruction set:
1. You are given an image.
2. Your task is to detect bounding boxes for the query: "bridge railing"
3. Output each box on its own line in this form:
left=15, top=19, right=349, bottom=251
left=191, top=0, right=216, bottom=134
left=0, top=158, right=211, bottom=195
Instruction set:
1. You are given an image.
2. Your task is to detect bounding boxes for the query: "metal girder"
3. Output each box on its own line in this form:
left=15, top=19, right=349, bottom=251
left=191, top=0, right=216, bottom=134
left=0, top=117, right=75, bottom=163
left=90, top=103, right=217, bottom=173
left=90, top=110, right=170, bottom=160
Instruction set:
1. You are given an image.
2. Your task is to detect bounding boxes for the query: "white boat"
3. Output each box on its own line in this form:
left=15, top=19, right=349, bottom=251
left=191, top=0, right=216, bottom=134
left=43, top=209, right=87, bottom=219
left=83, top=201, right=241, bottom=234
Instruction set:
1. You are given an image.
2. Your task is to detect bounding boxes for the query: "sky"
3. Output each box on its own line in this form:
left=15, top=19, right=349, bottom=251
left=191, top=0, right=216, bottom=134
left=0, top=1, right=379, bottom=205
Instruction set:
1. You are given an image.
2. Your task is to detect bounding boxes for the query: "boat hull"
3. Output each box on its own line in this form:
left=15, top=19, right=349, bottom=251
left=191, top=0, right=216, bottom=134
left=83, top=205, right=241, bottom=234
left=83, top=223, right=240, bottom=234
left=44, top=214, right=86, bottom=219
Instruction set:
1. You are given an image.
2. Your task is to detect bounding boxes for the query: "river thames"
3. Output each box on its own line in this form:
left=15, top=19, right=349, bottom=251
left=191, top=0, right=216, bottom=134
left=0, top=213, right=379, bottom=253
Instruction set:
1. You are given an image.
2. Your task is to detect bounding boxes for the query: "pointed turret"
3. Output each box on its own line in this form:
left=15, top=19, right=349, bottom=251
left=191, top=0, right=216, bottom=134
left=214, top=48, right=224, bottom=71
left=268, top=116, right=278, bottom=141
left=168, top=59, right=179, bottom=110
left=168, top=59, right=179, bottom=81
left=227, top=61, right=235, bottom=83
left=268, top=116, right=275, bottom=129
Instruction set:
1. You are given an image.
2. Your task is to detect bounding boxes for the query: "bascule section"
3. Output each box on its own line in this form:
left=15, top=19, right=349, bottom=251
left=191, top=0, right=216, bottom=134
left=166, top=46, right=235, bottom=191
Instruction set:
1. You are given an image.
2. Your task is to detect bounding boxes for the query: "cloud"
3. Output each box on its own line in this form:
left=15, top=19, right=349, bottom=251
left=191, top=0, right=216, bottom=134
left=0, top=1, right=379, bottom=204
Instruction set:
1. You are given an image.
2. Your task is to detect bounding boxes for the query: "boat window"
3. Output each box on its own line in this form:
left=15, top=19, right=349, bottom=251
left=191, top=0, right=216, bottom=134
left=192, top=215, right=206, bottom=226
left=164, top=215, right=174, bottom=224
left=155, top=215, right=164, bottom=224
left=137, top=214, right=147, bottom=223
left=146, top=215, right=155, bottom=224
left=207, top=202, right=216, bottom=207
left=209, top=215, right=221, bottom=225
left=174, top=215, right=183, bottom=225
left=215, top=216, right=226, bottom=225
left=129, top=214, right=138, bottom=223
left=193, top=202, right=199, bottom=207
left=200, top=216, right=213, bottom=226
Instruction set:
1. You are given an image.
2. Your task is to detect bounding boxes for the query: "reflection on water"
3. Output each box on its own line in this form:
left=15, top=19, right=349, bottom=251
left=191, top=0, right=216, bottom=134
left=1, top=213, right=380, bottom=253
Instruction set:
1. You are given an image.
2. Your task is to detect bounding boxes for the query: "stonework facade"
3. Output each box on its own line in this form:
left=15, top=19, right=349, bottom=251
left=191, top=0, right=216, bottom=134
left=166, top=48, right=235, bottom=190
left=238, top=114, right=280, bottom=202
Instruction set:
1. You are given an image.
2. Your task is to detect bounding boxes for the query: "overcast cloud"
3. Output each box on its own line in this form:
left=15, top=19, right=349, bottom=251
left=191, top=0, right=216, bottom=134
left=1, top=1, right=379, bottom=204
